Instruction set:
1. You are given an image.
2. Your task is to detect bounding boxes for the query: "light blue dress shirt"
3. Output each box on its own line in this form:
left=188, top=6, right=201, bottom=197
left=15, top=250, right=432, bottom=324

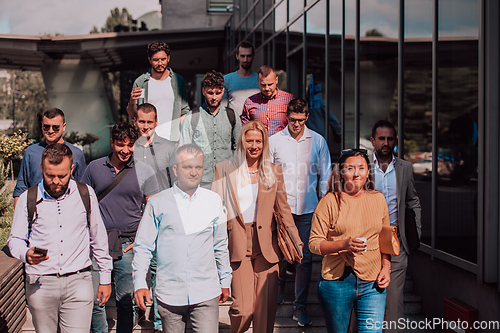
left=373, top=154, right=399, bottom=227
left=8, top=180, right=112, bottom=284
left=132, top=183, right=231, bottom=306
left=269, top=126, right=332, bottom=215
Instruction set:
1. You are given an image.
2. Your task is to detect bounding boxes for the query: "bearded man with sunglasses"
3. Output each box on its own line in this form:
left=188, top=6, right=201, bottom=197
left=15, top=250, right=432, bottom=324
left=13, top=107, right=86, bottom=207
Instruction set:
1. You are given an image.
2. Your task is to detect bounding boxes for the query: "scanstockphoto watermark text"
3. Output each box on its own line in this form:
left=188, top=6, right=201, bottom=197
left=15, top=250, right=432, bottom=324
left=366, top=317, right=500, bottom=330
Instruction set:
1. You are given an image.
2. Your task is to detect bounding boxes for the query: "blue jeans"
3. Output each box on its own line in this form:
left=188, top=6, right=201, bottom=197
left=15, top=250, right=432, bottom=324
left=278, top=213, right=313, bottom=308
left=91, top=242, right=136, bottom=333
left=317, top=267, right=386, bottom=333
left=150, top=248, right=162, bottom=330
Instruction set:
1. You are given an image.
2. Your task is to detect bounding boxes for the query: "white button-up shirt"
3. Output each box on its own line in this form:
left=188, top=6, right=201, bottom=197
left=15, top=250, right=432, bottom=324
left=8, top=180, right=112, bottom=284
left=373, top=153, right=399, bottom=226
left=133, top=183, right=231, bottom=306
left=269, top=125, right=332, bottom=215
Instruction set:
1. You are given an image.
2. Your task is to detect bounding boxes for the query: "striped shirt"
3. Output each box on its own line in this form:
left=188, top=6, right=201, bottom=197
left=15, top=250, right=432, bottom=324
left=241, top=89, right=294, bottom=136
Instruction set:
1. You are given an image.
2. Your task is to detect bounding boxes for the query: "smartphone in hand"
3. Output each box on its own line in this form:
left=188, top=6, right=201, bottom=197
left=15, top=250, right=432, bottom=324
left=33, top=247, right=48, bottom=257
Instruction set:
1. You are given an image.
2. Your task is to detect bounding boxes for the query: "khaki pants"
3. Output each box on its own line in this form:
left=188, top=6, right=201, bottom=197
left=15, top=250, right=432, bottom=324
left=26, top=271, right=93, bottom=333
left=229, top=222, right=279, bottom=333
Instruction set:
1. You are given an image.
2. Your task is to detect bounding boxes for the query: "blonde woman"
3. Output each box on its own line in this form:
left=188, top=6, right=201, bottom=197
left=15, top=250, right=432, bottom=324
left=212, top=120, right=302, bottom=333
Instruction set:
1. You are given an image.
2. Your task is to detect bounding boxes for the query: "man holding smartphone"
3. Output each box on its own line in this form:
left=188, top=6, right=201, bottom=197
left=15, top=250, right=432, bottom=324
left=8, top=143, right=113, bottom=333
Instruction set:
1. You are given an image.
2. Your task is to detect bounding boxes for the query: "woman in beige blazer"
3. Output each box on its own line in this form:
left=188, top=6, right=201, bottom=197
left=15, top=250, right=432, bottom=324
left=212, top=120, right=301, bottom=333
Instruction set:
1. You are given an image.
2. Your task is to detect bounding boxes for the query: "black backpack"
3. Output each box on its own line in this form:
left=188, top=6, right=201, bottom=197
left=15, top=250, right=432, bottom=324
left=27, top=181, right=91, bottom=238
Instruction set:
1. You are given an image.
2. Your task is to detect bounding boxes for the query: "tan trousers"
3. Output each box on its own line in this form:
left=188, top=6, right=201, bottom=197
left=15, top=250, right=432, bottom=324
left=229, top=222, right=279, bottom=333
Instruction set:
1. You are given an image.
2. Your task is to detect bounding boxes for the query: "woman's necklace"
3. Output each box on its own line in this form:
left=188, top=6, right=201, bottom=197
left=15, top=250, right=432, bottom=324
left=248, top=168, right=258, bottom=175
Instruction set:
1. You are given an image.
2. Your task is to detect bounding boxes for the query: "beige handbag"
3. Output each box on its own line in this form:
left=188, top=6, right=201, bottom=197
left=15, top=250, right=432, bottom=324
left=379, top=225, right=400, bottom=255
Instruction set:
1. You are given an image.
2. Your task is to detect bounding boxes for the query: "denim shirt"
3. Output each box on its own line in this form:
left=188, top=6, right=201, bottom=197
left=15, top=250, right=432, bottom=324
left=132, top=68, right=190, bottom=142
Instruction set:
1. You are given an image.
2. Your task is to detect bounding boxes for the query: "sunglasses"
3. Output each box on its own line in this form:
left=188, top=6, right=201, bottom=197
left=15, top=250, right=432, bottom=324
left=340, top=148, right=367, bottom=156
left=42, top=124, right=61, bottom=132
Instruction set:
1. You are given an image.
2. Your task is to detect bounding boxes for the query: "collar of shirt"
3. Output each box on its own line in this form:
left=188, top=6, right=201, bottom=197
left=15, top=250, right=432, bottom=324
left=373, top=152, right=396, bottom=174
left=143, top=67, right=173, bottom=82
left=201, top=103, right=223, bottom=117
left=173, top=182, right=200, bottom=201
left=282, top=124, right=312, bottom=142
left=39, top=179, right=72, bottom=201
left=104, top=154, right=134, bottom=169
left=136, top=132, right=158, bottom=148
left=261, top=87, right=281, bottom=101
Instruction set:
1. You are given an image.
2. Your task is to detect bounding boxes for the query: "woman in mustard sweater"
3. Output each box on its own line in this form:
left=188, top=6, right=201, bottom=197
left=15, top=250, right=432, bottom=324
left=309, top=149, right=391, bottom=333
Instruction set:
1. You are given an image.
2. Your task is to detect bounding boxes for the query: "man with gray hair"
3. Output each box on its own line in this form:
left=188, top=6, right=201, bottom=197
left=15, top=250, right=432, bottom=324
left=133, top=144, right=231, bottom=333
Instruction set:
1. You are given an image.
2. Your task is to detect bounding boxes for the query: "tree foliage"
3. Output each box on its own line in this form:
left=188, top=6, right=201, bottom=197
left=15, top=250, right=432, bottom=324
left=0, top=70, right=49, bottom=140
left=90, top=7, right=135, bottom=33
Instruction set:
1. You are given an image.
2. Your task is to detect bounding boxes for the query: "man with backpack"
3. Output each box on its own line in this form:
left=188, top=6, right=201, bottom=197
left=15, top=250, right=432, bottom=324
left=178, top=70, right=242, bottom=188
left=8, top=143, right=112, bottom=333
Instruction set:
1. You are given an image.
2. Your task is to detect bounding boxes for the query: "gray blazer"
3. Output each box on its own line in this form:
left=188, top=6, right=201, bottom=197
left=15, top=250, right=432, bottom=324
left=369, top=154, right=422, bottom=253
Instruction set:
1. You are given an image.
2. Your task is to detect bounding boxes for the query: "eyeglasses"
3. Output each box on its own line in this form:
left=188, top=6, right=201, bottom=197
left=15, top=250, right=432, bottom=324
left=42, top=124, right=61, bottom=132
left=287, top=117, right=307, bottom=124
left=340, top=148, right=367, bottom=156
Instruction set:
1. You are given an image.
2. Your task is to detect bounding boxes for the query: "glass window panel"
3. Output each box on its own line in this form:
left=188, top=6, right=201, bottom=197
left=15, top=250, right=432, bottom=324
left=234, top=0, right=242, bottom=26
left=263, top=0, right=273, bottom=17
left=275, top=0, right=287, bottom=32
left=275, top=31, right=287, bottom=91
left=289, top=16, right=304, bottom=34
left=306, top=0, right=341, bottom=155
left=359, top=0, right=399, bottom=151
left=436, top=0, right=478, bottom=263
left=329, top=0, right=342, bottom=34
left=403, top=0, right=433, bottom=247
left=264, top=10, right=274, bottom=39
left=290, top=0, right=304, bottom=20
left=328, top=0, right=343, bottom=157
left=254, top=46, right=264, bottom=69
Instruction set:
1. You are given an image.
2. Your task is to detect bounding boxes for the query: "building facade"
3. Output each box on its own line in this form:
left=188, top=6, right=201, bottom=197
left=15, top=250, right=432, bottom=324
left=224, top=0, right=500, bottom=326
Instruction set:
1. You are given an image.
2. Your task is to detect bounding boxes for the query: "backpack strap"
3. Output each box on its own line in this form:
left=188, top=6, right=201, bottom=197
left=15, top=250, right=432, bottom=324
left=226, top=107, right=236, bottom=130
left=27, top=185, right=42, bottom=239
left=75, top=181, right=91, bottom=229
left=190, top=107, right=201, bottom=141
left=226, top=107, right=236, bottom=147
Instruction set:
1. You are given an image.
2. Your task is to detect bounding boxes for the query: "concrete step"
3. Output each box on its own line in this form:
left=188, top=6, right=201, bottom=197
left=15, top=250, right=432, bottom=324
left=404, top=275, right=414, bottom=293
left=403, top=292, right=422, bottom=315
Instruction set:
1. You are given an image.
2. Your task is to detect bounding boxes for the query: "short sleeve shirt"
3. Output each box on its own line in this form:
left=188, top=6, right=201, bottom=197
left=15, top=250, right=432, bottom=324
left=82, top=155, right=159, bottom=231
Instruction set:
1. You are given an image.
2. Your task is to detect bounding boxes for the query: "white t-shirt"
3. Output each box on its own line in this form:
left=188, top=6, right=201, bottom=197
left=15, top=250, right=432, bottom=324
left=148, top=77, right=175, bottom=140
left=237, top=182, right=259, bottom=224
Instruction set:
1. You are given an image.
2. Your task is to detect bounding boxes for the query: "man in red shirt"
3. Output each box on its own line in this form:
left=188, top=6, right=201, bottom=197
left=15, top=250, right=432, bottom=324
left=241, top=65, right=294, bottom=136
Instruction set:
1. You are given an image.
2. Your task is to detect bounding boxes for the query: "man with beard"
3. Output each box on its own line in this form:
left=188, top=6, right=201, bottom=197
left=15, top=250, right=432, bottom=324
left=269, top=98, right=331, bottom=327
left=133, top=144, right=231, bottom=333
left=223, top=41, right=260, bottom=117
left=127, top=41, right=190, bottom=142
left=241, top=65, right=294, bottom=136
left=179, top=70, right=242, bottom=188
left=83, top=122, right=159, bottom=333
left=369, top=120, right=421, bottom=332
left=8, top=143, right=112, bottom=333
left=14, top=107, right=86, bottom=208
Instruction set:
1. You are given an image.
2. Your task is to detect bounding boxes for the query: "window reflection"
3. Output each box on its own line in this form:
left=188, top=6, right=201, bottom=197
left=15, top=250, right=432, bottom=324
left=403, top=0, right=433, bottom=247
left=436, top=0, right=478, bottom=263
left=359, top=0, right=399, bottom=151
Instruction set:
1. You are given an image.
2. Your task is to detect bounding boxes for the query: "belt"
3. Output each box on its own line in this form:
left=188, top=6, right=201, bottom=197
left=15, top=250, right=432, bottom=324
left=47, top=266, right=92, bottom=278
